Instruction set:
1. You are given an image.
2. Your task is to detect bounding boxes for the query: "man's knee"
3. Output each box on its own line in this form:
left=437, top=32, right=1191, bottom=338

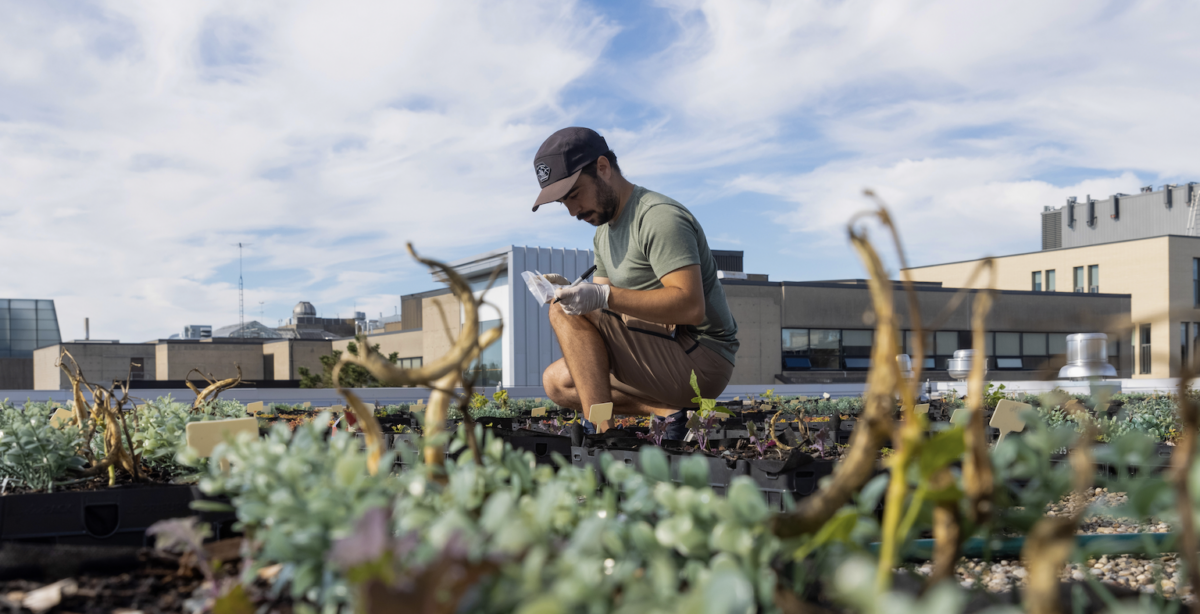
left=542, top=359, right=571, bottom=397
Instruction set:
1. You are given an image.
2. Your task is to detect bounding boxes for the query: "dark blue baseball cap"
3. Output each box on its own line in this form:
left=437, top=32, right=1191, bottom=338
left=531, top=127, right=610, bottom=211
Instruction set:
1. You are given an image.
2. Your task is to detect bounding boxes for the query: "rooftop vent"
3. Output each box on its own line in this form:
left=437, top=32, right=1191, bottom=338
left=946, top=349, right=985, bottom=381
left=896, top=354, right=913, bottom=380
left=1141, top=185, right=1154, bottom=193
left=1057, top=333, right=1117, bottom=380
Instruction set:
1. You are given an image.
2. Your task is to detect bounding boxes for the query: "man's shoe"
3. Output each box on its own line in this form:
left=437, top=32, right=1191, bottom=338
left=661, top=410, right=690, bottom=441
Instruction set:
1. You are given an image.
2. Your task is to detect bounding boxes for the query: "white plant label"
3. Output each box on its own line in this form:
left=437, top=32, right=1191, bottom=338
left=990, top=399, right=1030, bottom=446
left=588, top=402, right=613, bottom=423
left=49, top=408, right=74, bottom=428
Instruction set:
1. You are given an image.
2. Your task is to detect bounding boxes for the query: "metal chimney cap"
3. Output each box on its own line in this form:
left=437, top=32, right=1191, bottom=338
left=947, top=349, right=985, bottom=381
left=1058, top=333, right=1118, bottom=380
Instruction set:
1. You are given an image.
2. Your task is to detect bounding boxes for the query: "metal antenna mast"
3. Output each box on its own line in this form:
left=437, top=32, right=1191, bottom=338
left=234, top=243, right=252, bottom=338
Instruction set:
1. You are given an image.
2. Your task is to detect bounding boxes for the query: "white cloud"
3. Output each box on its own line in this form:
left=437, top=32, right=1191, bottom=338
left=624, top=0, right=1200, bottom=276
left=0, top=0, right=617, bottom=341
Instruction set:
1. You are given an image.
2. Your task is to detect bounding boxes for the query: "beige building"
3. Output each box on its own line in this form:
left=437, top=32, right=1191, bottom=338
left=906, top=179, right=1200, bottom=380
left=34, top=341, right=158, bottom=390
left=906, top=235, right=1200, bottom=378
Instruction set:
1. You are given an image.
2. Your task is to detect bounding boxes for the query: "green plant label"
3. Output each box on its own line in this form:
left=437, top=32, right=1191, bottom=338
left=531, top=407, right=547, bottom=417
left=914, top=403, right=930, bottom=416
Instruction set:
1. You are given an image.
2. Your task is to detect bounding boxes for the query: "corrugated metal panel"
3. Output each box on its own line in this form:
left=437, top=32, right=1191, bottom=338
left=1060, top=187, right=1192, bottom=248
left=1041, top=210, right=1061, bottom=250
left=506, top=246, right=596, bottom=386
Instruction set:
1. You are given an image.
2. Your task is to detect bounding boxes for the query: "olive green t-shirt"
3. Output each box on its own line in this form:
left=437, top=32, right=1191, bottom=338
left=593, top=186, right=739, bottom=365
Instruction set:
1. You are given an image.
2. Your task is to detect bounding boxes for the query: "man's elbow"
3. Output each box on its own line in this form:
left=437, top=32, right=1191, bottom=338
left=683, top=304, right=706, bottom=326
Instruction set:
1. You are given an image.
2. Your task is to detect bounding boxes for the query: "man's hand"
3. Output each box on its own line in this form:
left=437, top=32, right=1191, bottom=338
left=554, top=282, right=610, bottom=315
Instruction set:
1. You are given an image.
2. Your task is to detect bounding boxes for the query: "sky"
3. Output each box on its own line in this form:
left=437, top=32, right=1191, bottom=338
left=3, top=0, right=1199, bottom=342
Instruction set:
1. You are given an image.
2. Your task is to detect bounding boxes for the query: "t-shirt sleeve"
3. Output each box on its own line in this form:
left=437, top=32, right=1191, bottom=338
left=591, top=235, right=608, bottom=279
left=639, top=204, right=701, bottom=280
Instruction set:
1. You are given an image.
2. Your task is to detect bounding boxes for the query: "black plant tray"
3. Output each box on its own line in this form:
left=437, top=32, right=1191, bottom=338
left=669, top=452, right=745, bottom=496
left=493, top=429, right=571, bottom=466
left=742, top=452, right=836, bottom=512
left=0, top=484, right=197, bottom=547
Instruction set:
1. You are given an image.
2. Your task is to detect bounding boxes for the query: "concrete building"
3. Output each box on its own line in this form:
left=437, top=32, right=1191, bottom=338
left=34, top=341, right=157, bottom=390
left=723, top=279, right=1130, bottom=384
left=909, top=182, right=1200, bottom=379
left=0, top=299, right=62, bottom=389
left=262, top=339, right=335, bottom=380
left=340, top=246, right=1131, bottom=386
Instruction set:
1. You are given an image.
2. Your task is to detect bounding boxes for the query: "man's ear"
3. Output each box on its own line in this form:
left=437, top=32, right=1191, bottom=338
left=596, top=155, right=612, bottom=181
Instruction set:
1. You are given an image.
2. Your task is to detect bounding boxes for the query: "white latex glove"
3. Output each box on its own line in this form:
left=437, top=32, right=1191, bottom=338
left=554, top=282, right=610, bottom=315
left=542, top=273, right=571, bottom=286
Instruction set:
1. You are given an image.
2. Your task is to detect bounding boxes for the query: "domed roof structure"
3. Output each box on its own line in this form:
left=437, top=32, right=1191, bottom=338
left=293, top=301, right=317, bottom=318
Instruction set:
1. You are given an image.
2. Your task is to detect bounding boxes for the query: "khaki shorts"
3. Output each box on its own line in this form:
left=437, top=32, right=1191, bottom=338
left=589, top=309, right=734, bottom=409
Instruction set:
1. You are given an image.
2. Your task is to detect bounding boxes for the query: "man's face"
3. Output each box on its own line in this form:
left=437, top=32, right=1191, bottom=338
left=560, top=172, right=620, bottom=226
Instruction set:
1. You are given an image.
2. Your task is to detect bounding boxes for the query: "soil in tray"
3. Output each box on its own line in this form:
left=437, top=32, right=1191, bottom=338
left=0, top=543, right=297, bottom=614
left=0, top=465, right=183, bottom=497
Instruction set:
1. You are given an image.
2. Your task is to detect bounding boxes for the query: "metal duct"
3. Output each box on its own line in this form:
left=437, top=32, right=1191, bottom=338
left=1058, top=333, right=1118, bottom=379
left=947, top=349, right=985, bottom=381
left=896, top=354, right=913, bottom=380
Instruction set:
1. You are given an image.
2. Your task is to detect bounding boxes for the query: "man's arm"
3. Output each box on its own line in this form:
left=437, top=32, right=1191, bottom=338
left=597, top=265, right=705, bottom=326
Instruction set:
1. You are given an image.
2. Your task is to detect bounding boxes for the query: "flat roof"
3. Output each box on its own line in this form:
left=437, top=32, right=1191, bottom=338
left=720, top=278, right=1131, bottom=299
left=903, top=233, right=1200, bottom=270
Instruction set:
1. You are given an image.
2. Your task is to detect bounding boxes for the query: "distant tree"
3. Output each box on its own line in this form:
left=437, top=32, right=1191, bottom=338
left=299, top=341, right=400, bottom=388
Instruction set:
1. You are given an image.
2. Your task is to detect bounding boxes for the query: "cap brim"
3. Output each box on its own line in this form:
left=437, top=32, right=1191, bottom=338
left=532, top=170, right=581, bottom=211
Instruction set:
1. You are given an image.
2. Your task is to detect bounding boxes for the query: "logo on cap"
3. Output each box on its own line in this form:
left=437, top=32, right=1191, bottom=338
left=535, top=163, right=552, bottom=185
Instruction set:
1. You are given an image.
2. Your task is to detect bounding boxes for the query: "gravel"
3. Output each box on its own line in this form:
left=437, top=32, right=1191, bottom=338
left=910, top=487, right=1185, bottom=600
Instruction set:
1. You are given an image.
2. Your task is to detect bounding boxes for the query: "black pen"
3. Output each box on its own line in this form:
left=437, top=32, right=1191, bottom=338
left=551, top=264, right=599, bottom=304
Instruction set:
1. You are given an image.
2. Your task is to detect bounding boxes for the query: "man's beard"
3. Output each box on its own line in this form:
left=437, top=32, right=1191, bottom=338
left=590, top=177, right=621, bottom=225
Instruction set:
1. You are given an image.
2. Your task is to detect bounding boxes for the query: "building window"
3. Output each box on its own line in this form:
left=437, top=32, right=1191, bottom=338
left=398, top=357, right=423, bottom=369
left=1073, top=267, right=1085, bottom=292
left=994, top=332, right=1022, bottom=369
left=904, top=330, right=936, bottom=369
left=1183, top=323, right=1190, bottom=371
left=1194, top=259, right=1199, bottom=306
left=1048, top=333, right=1068, bottom=355
left=1045, top=269, right=1056, bottom=292
left=1140, top=324, right=1152, bottom=375
left=842, top=330, right=872, bottom=369
left=780, top=329, right=871, bottom=370
left=809, top=329, right=841, bottom=369
left=1088, top=265, right=1099, bottom=292
left=464, top=320, right=502, bottom=385
left=1193, top=323, right=1200, bottom=369
left=1032, top=271, right=1042, bottom=292
left=781, top=329, right=811, bottom=370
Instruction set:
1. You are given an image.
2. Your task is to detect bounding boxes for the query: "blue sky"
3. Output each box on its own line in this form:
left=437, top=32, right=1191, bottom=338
left=2, top=0, right=1199, bottom=342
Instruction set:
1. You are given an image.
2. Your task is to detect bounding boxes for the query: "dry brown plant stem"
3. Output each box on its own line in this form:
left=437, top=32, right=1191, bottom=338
left=56, top=349, right=143, bottom=480
left=771, top=206, right=899, bottom=539
left=1021, top=420, right=1097, bottom=614
left=184, top=367, right=243, bottom=410
left=963, top=263, right=996, bottom=527
left=1172, top=366, right=1200, bottom=613
left=333, top=244, right=502, bottom=473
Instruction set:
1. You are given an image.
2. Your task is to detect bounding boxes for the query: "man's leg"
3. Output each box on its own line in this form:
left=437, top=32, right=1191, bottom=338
left=546, top=305, right=679, bottom=431
left=547, top=304, right=613, bottom=428
left=543, top=358, right=680, bottom=419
